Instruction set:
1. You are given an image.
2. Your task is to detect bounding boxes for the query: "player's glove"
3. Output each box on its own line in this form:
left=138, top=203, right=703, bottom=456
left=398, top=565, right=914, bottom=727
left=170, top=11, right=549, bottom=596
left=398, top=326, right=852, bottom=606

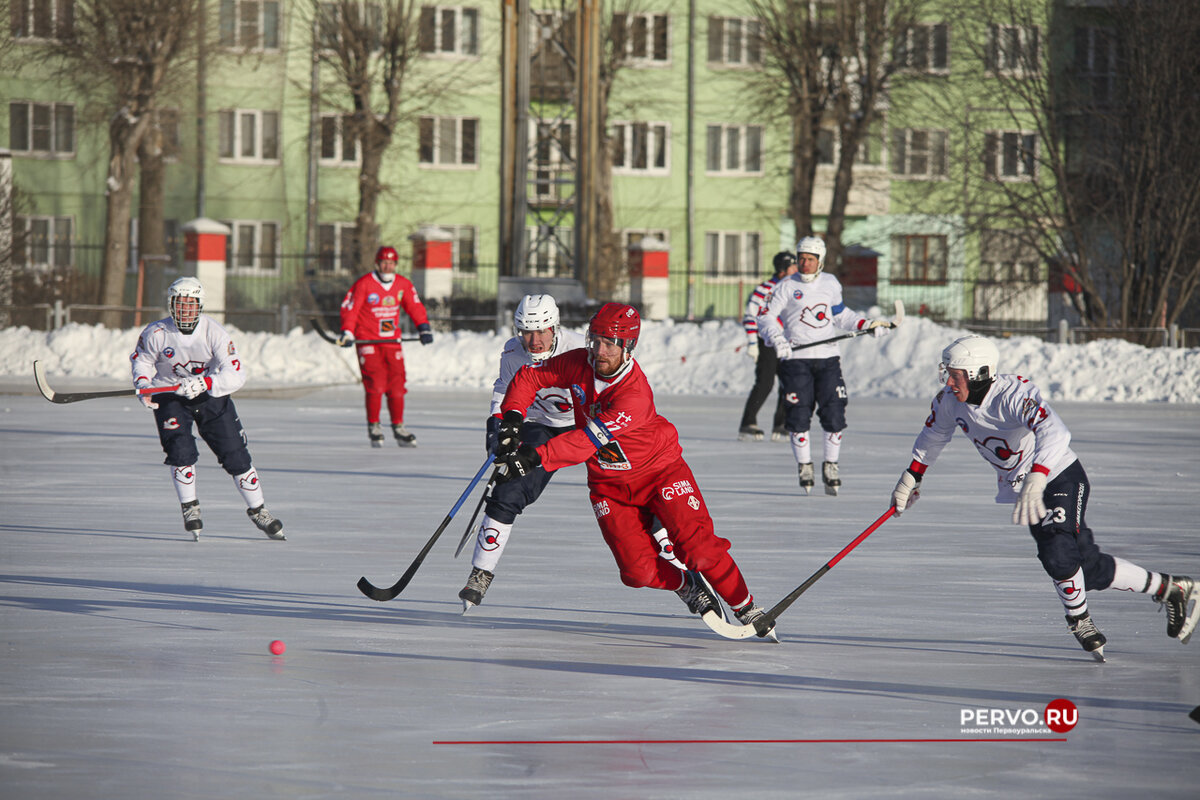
left=773, top=340, right=791, bottom=360
left=496, top=443, right=541, bottom=483
left=418, top=324, right=433, bottom=346
left=177, top=375, right=210, bottom=400
left=744, top=340, right=759, bottom=361
left=865, top=319, right=891, bottom=338
left=494, top=410, right=524, bottom=458
left=892, top=469, right=922, bottom=515
left=1013, top=470, right=1048, bottom=525
left=337, top=330, right=355, bottom=347
left=136, top=379, right=159, bottom=409
left=485, top=415, right=501, bottom=454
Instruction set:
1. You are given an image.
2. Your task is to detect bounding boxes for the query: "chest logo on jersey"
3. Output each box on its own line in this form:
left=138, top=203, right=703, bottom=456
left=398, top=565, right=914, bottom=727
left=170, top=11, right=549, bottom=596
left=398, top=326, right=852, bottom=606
left=382, top=296, right=396, bottom=306
left=534, top=391, right=572, bottom=414
left=660, top=479, right=695, bottom=501
left=799, top=304, right=832, bottom=328
left=974, top=435, right=1024, bottom=469
left=596, top=441, right=631, bottom=471
left=367, top=292, right=381, bottom=305
left=570, top=384, right=588, bottom=407
left=792, top=289, right=805, bottom=300
left=164, top=347, right=175, bottom=358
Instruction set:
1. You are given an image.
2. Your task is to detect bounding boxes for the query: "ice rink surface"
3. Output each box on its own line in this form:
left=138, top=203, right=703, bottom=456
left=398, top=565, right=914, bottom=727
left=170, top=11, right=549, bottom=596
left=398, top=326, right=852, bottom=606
left=1, top=384, right=1197, bottom=798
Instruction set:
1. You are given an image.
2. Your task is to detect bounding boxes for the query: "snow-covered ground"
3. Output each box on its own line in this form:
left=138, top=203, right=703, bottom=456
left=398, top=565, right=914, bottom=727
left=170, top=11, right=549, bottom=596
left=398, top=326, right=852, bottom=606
left=1, top=318, right=1198, bottom=798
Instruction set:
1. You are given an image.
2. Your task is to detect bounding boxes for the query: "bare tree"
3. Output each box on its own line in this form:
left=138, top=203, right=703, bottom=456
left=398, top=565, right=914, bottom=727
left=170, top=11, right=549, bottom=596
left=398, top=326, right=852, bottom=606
left=29, top=1, right=200, bottom=327
left=746, top=0, right=928, bottom=267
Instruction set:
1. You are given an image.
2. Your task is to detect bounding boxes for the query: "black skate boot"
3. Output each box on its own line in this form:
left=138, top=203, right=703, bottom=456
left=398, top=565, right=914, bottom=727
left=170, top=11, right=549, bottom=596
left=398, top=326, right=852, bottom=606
left=459, top=567, right=494, bottom=612
left=797, top=462, right=815, bottom=494
left=247, top=505, right=286, bottom=540
left=771, top=427, right=786, bottom=442
left=1066, top=611, right=1106, bottom=662
left=822, top=461, right=841, bottom=496
left=738, top=424, right=764, bottom=442
left=675, top=570, right=719, bottom=616
left=181, top=500, right=202, bottom=542
left=367, top=422, right=384, bottom=448
left=392, top=424, right=418, bottom=448
left=734, top=603, right=779, bottom=641
left=1154, top=574, right=1199, bottom=643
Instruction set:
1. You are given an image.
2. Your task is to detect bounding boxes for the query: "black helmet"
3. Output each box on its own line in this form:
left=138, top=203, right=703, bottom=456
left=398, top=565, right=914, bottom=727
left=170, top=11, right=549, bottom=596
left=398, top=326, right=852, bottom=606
left=772, top=251, right=796, bottom=275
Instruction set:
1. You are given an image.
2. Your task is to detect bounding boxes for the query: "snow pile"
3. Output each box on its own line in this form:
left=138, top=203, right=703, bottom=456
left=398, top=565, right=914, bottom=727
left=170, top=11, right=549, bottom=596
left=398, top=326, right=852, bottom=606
left=2, top=314, right=1198, bottom=403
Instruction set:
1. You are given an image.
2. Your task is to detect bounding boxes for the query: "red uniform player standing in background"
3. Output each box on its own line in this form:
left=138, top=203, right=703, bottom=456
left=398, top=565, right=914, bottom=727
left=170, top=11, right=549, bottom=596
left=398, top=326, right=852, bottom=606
left=339, top=245, right=434, bottom=448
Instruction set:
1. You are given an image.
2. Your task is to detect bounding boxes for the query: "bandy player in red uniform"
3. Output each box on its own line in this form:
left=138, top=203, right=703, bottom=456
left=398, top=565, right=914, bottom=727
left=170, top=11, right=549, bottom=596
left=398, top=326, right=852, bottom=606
left=339, top=246, right=434, bottom=447
left=493, top=303, right=775, bottom=637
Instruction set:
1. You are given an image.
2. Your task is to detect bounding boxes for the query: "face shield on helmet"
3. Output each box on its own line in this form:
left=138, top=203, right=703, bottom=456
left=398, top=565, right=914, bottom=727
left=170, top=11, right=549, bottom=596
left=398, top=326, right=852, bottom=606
left=796, top=236, right=827, bottom=283
left=513, top=294, right=561, bottom=362
left=586, top=303, right=640, bottom=379
left=167, top=277, right=205, bottom=334
left=938, top=335, right=1000, bottom=387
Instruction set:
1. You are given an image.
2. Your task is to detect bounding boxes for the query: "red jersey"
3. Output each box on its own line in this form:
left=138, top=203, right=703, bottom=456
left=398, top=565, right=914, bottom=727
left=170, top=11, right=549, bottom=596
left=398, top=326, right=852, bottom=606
left=339, top=271, right=429, bottom=342
left=500, top=349, right=684, bottom=488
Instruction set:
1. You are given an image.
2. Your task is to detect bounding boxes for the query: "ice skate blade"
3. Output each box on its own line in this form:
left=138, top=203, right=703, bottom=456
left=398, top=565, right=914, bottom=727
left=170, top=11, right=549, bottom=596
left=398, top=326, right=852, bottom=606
left=192, top=531, right=200, bottom=542
left=370, top=440, right=383, bottom=449
left=825, top=485, right=839, bottom=496
left=1088, top=646, right=1106, bottom=663
left=461, top=599, right=477, bottom=614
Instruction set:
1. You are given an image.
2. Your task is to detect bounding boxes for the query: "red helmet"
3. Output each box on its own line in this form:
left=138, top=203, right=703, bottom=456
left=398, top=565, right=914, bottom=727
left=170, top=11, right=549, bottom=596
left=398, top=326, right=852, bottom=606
left=375, top=246, right=399, bottom=266
left=588, top=303, right=641, bottom=346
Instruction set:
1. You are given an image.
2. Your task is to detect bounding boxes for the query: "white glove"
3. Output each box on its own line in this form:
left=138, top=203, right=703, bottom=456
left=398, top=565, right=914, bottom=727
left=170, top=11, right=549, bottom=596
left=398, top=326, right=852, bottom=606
left=866, top=319, right=891, bottom=338
left=774, top=340, right=791, bottom=360
left=1013, top=471, right=1048, bottom=525
left=892, top=470, right=921, bottom=515
left=139, top=392, right=159, bottom=410
left=337, top=330, right=355, bottom=347
left=177, top=375, right=208, bottom=400
left=744, top=340, right=759, bottom=360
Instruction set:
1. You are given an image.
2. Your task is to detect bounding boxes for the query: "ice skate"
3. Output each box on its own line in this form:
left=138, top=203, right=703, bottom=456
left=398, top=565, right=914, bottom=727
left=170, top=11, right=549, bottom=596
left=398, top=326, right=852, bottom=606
left=735, top=603, right=779, bottom=642
left=367, top=422, right=384, bottom=448
left=181, top=500, right=202, bottom=542
left=459, top=567, right=494, bottom=612
left=247, top=505, right=286, bottom=540
left=392, top=424, right=417, bottom=448
left=822, top=461, right=841, bottom=497
left=738, top=424, right=764, bottom=442
left=1066, top=611, right=1106, bottom=661
left=675, top=570, right=718, bottom=616
left=797, top=462, right=815, bottom=494
left=1155, top=574, right=1199, bottom=643
left=771, top=427, right=786, bottom=442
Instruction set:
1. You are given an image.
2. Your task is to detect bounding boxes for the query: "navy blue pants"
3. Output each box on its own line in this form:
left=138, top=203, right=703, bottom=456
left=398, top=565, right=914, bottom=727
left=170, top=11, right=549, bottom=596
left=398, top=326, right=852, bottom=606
left=777, top=356, right=847, bottom=433
left=485, top=422, right=572, bottom=525
left=1029, top=459, right=1115, bottom=590
left=153, top=394, right=253, bottom=477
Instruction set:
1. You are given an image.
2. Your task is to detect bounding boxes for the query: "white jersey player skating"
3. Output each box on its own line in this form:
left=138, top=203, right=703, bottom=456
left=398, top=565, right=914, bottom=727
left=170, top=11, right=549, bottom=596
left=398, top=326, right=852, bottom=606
left=131, top=277, right=284, bottom=541
left=891, top=335, right=1199, bottom=659
left=458, top=294, right=585, bottom=610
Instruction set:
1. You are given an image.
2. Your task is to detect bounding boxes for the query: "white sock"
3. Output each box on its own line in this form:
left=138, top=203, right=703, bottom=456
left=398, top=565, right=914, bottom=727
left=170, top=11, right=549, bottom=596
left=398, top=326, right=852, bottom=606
left=1109, top=557, right=1160, bottom=594
left=823, top=431, right=843, bottom=463
left=1054, top=567, right=1088, bottom=616
left=232, top=467, right=266, bottom=509
left=472, top=515, right=514, bottom=573
left=790, top=431, right=811, bottom=464
left=171, top=465, right=197, bottom=504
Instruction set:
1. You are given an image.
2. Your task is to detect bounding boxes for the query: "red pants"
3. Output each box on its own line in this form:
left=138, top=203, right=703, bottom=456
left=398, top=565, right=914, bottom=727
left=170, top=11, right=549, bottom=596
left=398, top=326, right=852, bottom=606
left=590, top=458, right=752, bottom=608
left=357, top=344, right=407, bottom=424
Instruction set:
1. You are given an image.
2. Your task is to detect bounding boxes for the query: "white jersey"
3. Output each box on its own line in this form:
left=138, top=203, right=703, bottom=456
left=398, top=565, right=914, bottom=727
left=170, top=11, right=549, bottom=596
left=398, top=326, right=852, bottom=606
left=757, top=272, right=869, bottom=360
left=912, top=374, right=1077, bottom=503
left=130, top=315, right=247, bottom=398
left=489, top=328, right=586, bottom=427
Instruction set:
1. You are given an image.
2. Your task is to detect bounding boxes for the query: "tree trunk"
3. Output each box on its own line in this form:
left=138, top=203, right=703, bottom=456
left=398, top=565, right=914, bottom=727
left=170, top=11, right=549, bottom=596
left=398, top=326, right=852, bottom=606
left=99, top=111, right=146, bottom=328
left=137, top=122, right=167, bottom=312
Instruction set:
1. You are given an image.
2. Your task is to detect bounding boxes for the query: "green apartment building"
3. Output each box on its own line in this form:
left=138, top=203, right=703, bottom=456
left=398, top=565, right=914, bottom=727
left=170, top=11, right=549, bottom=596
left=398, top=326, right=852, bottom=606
left=4, top=0, right=1103, bottom=330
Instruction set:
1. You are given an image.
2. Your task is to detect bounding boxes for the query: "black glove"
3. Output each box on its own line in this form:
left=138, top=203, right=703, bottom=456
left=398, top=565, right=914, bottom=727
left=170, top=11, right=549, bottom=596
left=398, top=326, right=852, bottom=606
left=495, top=410, right=524, bottom=458
left=418, top=323, right=433, bottom=346
left=497, top=443, right=541, bottom=483
left=485, top=415, right=501, bottom=454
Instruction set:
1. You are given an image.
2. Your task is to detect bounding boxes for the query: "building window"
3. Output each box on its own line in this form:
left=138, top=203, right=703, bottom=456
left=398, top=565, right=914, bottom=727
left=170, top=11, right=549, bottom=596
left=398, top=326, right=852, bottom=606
left=223, top=220, right=280, bottom=273
left=611, top=121, right=669, bottom=174
left=890, top=234, right=947, bottom=283
left=8, top=101, right=74, bottom=156
left=419, top=5, right=479, bottom=56
left=1072, top=25, right=1117, bottom=105
left=316, top=223, right=356, bottom=274
left=985, top=131, right=1037, bottom=181
left=704, top=231, right=760, bottom=278
left=531, top=120, right=573, bottom=203
left=218, top=109, right=280, bottom=162
left=890, top=128, right=948, bottom=178
left=219, top=0, right=281, bottom=50
left=705, top=124, right=763, bottom=175
left=894, top=23, right=948, bottom=73
left=525, top=225, right=573, bottom=277
left=318, top=2, right=382, bottom=51
left=707, top=16, right=762, bottom=66
left=319, top=114, right=360, bottom=164
left=418, top=116, right=479, bottom=167
left=987, top=24, right=1039, bottom=75
left=10, top=0, right=74, bottom=39
left=14, top=216, right=73, bottom=268
left=612, top=12, right=669, bottom=64
left=155, top=108, right=182, bottom=160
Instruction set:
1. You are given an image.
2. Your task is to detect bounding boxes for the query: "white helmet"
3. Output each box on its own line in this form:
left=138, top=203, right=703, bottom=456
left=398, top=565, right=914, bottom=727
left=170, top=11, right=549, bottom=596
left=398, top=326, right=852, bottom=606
left=167, top=277, right=205, bottom=334
left=796, top=236, right=827, bottom=283
left=939, top=335, right=999, bottom=385
left=514, top=294, right=560, bottom=361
